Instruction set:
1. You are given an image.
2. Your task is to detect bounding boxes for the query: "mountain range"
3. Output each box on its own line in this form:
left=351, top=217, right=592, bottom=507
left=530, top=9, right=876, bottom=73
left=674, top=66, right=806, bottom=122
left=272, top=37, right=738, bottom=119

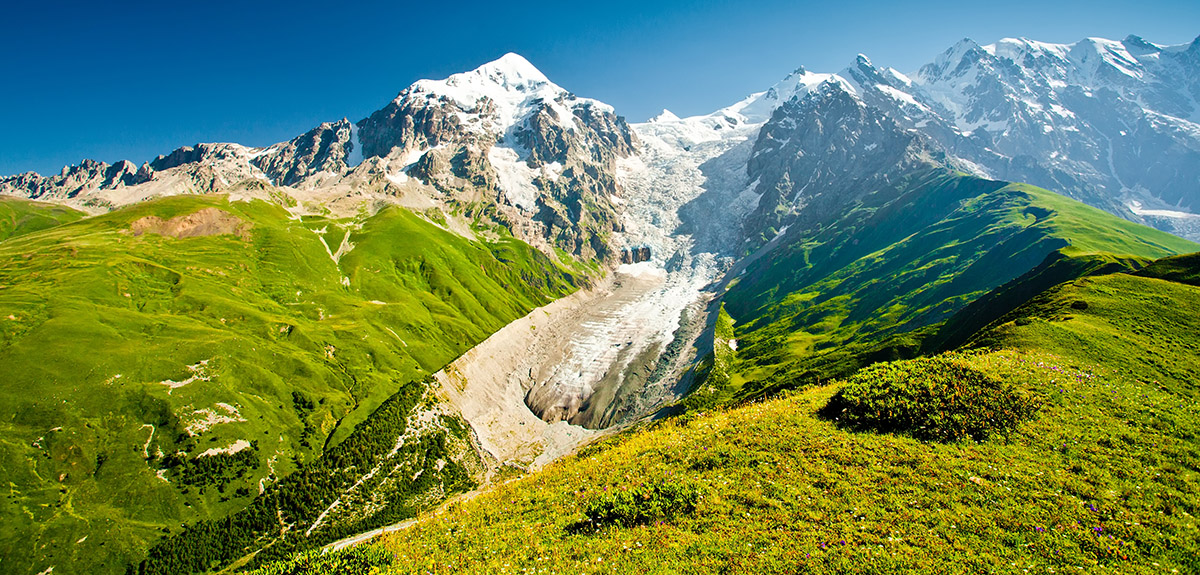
left=1, top=34, right=1198, bottom=574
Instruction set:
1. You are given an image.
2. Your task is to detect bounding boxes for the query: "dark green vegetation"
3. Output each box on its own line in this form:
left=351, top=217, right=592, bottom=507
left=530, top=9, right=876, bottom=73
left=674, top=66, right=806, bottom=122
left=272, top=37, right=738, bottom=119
left=1137, top=251, right=1200, bottom=287
left=820, top=353, right=1037, bottom=441
left=260, top=249, right=1199, bottom=574
left=580, top=479, right=703, bottom=529
left=720, top=169, right=1196, bottom=399
left=678, top=304, right=737, bottom=411
left=928, top=250, right=1151, bottom=352
left=238, top=546, right=393, bottom=575
left=132, top=376, right=478, bottom=574
left=0, top=194, right=579, bottom=574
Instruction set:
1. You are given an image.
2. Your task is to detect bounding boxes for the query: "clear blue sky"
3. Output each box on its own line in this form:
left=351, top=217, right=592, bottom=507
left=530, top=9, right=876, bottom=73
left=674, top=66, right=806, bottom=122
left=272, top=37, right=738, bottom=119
left=2, top=0, right=1197, bottom=176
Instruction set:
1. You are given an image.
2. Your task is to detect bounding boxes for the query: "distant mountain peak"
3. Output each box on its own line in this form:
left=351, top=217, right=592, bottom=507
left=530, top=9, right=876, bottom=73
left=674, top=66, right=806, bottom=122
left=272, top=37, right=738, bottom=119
left=649, top=109, right=680, bottom=123
left=401, top=52, right=564, bottom=116
left=920, top=38, right=988, bottom=83
left=459, top=52, right=552, bottom=89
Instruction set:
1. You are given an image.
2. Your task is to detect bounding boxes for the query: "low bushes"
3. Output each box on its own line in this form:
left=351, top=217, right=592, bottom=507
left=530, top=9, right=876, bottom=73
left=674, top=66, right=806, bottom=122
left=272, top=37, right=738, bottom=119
left=246, top=546, right=393, bottom=575
left=582, top=479, right=703, bottom=528
left=822, top=353, right=1037, bottom=441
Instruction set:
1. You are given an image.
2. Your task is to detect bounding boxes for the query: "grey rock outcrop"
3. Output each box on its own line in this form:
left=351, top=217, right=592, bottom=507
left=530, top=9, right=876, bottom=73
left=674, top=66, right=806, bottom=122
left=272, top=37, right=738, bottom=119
left=745, top=79, right=942, bottom=241
left=1, top=158, right=149, bottom=201
left=620, top=246, right=651, bottom=264
left=250, top=119, right=356, bottom=186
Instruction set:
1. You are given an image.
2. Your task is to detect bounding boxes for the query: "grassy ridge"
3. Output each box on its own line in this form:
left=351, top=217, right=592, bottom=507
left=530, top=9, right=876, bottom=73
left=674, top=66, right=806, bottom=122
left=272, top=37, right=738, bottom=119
left=0, top=196, right=86, bottom=241
left=1137, top=251, right=1200, bottom=287
left=0, top=194, right=578, bottom=574
left=722, top=169, right=1196, bottom=398
left=249, top=261, right=1200, bottom=574
left=928, top=250, right=1152, bottom=352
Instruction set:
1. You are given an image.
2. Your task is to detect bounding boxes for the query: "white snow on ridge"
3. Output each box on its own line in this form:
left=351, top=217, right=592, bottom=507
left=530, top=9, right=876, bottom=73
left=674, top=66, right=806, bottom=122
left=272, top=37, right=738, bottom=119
left=732, top=69, right=836, bottom=123
left=347, top=122, right=364, bottom=167
left=649, top=109, right=680, bottom=123
left=402, top=53, right=607, bottom=135
left=1128, top=200, right=1200, bottom=219
left=488, top=145, right=540, bottom=211
left=875, top=83, right=929, bottom=111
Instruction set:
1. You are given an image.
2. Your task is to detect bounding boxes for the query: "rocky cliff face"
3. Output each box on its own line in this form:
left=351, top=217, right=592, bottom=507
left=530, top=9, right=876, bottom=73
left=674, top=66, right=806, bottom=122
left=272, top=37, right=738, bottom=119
left=1, top=158, right=148, bottom=202
left=351, top=54, right=638, bottom=261
left=829, top=36, right=1200, bottom=239
left=744, top=78, right=943, bottom=242
left=250, top=119, right=357, bottom=186
left=620, top=246, right=651, bottom=264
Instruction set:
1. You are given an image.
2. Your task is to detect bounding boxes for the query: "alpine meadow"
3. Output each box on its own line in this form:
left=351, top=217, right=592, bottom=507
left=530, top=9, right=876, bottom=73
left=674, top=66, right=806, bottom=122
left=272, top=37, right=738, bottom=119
left=1, top=14, right=1198, bottom=575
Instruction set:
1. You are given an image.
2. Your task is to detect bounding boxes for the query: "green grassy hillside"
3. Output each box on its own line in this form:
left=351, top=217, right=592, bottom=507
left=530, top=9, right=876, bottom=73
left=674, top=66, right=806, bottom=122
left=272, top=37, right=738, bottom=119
left=250, top=255, right=1200, bottom=574
left=720, top=169, right=1196, bottom=399
left=928, top=250, right=1152, bottom=352
left=1137, top=251, right=1200, bottom=287
left=0, top=194, right=578, bottom=574
left=0, top=196, right=86, bottom=241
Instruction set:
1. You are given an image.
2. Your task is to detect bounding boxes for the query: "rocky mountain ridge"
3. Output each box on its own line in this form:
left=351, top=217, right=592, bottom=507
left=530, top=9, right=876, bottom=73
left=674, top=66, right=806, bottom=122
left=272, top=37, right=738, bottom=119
left=1, top=53, right=636, bottom=262
left=5, top=36, right=1198, bottom=250
left=646, top=34, right=1200, bottom=242
left=853, top=35, right=1200, bottom=239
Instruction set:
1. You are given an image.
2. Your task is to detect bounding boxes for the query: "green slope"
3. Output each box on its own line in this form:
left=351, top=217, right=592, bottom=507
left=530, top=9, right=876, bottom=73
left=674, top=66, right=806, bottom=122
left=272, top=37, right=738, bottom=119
left=0, top=196, right=86, bottom=241
left=250, top=253, right=1200, bottom=575
left=928, top=250, right=1152, bottom=352
left=1137, top=251, right=1200, bottom=287
left=719, top=169, right=1196, bottom=399
left=0, top=194, right=578, bottom=575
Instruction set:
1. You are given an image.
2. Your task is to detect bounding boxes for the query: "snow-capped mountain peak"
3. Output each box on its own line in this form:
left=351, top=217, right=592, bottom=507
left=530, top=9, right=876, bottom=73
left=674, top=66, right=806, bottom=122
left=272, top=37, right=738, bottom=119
left=649, top=109, right=680, bottom=123
left=471, top=52, right=551, bottom=85
left=730, top=67, right=835, bottom=123
left=920, top=38, right=986, bottom=82
left=402, top=52, right=574, bottom=125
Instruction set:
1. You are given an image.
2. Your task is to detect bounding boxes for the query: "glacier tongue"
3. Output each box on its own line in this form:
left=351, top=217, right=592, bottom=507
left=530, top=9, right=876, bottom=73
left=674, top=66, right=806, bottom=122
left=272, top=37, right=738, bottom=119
left=518, top=109, right=762, bottom=428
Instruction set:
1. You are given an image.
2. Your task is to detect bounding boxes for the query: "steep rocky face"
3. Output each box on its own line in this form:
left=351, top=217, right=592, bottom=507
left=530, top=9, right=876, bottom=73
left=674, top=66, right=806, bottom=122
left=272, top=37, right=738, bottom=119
left=745, top=79, right=940, bottom=241
left=250, top=119, right=357, bottom=186
left=909, top=36, right=1200, bottom=235
left=357, top=54, right=638, bottom=261
left=520, top=100, right=636, bottom=259
left=1, top=158, right=149, bottom=202
left=150, top=142, right=246, bottom=171
left=357, top=93, right=475, bottom=160
left=620, top=246, right=651, bottom=264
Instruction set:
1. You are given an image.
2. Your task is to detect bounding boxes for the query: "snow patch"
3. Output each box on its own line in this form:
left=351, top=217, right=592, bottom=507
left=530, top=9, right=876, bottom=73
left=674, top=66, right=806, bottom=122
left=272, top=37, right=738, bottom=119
left=617, top=261, right=667, bottom=279
left=488, top=145, right=540, bottom=211
left=1128, top=200, right=1199, bottom=219
left=876, top=83, right=928, bottom=110
left=385, top=172, right=408, bottom=185
left=347, top=123, right=364, bottom=168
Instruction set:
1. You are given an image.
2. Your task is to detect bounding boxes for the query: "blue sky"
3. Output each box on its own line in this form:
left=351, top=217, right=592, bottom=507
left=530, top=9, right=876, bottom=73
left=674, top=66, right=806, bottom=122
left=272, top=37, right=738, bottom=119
left=1, top=0, right=1197, bottom=176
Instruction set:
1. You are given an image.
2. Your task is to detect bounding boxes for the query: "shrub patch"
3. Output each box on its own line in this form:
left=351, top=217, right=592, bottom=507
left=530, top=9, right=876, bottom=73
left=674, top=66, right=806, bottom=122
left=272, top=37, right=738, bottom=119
left=821, top=353, right=1037, bottom=441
